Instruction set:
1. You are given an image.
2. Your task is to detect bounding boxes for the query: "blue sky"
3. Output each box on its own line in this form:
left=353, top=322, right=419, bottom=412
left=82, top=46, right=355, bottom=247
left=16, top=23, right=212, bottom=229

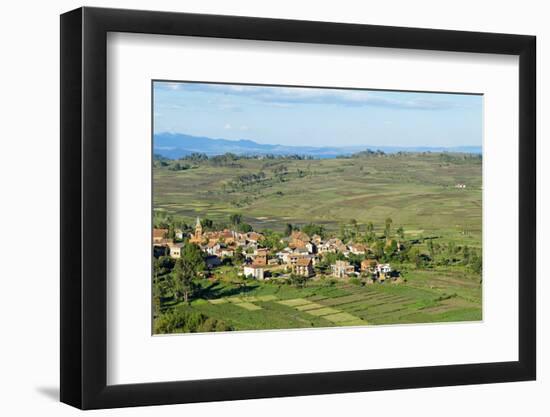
left=153, top=81, right=482, bottom=148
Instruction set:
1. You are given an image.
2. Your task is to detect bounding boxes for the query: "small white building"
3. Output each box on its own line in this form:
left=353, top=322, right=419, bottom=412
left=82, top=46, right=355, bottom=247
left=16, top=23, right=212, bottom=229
left=243, top=264, right=265, bottom=280
left=377, top=263, right=392, bottom=274
left=206, top=242, right=221, bottom=256
left=293, top=257, right=314, bottom=277
left=331, top=260, right=355, bottom=278
left=167, top=242, right=183, bottom=259
left=220, top=249, right=234, bottom=258
left=276, top=247, right=294, bottom=263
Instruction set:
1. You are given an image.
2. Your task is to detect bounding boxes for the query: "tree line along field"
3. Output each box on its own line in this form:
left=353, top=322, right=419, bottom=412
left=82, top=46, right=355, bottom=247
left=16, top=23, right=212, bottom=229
left=154, top=152, right=482, bottom=246
left=152, top=152, right=482, bottom=333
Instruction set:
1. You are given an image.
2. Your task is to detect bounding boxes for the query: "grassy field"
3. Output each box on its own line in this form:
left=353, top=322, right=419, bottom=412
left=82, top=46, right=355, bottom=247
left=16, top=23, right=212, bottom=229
left=163, top=264, right=482, bottom=331
left=154, top=153, right=482, bottom=245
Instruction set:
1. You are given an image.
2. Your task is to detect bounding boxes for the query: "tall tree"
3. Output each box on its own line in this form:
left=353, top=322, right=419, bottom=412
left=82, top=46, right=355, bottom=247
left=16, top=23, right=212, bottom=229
left=364, top=221, right=375, bottom=243
left=385, top=239, right=398, bottom=258
left=462, top=245, right=471, bottom=265
left=366, top=222, right=374, bottom=233
left=302, top=223, right=326, bottom=239
left=373, top=240, right=385, bottom=260
left=172, top=244, right=205, bottom=303
left=182, top=243, right=206, bottom=271
left=262, top=230, right=284, bottom=252
left=237, top=223, right=253, bottom=233
left=469, top=250, right=482, bottom=274
left=229, top=213, right=242, bottom=226
left=384, top=217, right=393, bottom=240
left=201, top=218, right=213, bottom=230
left=396, top=226, right=405, bottom=240
left=172, top=259, right=193, bottom=304
left=153, top=284, right=161, bottom=319
left=447, top=241, right=456, bottom=258
left=284, top=223, right=294, bottom=236
left=233, top=250, right=245, bottom=265
left=427, top=239, right=435, bottom=260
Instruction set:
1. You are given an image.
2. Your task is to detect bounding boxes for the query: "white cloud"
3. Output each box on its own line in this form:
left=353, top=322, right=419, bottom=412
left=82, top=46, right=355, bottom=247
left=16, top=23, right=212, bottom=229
left=155, top=81, right=472, bottom=112
left=169, top=83, right=456, bottom=110
left=224, top=123, right=232, bottom=129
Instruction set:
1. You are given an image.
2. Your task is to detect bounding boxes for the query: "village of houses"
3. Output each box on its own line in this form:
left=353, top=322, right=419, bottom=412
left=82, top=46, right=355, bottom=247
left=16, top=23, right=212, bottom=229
left=153, top=217, right=398, bottom=283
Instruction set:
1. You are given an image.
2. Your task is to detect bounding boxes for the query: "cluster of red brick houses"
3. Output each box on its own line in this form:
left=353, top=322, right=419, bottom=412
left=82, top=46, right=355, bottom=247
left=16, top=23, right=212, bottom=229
left=153, top=217, right=394, bottom=281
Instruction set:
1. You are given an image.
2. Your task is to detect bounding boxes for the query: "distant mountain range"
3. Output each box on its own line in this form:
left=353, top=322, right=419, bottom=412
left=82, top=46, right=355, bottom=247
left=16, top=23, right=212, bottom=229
left=153, top=132, right=482, bottom=159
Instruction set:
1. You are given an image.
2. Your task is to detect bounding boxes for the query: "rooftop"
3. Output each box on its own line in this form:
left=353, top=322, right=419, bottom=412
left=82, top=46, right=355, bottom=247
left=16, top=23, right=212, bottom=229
left=296, top=258, right=312, bottom=267
left=153, top=228, right=168, bottom=238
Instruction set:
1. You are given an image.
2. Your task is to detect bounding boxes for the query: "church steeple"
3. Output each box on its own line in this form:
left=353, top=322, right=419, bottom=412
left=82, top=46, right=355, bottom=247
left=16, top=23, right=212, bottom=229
left=194, top=217, right=202, bottom=240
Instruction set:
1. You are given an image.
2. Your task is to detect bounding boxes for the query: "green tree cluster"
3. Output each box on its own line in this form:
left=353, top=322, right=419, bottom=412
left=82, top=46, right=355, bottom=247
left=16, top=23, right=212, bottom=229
left=155, top=307, right=233, bottom=333
left=172, top=244, right=206, bottom=303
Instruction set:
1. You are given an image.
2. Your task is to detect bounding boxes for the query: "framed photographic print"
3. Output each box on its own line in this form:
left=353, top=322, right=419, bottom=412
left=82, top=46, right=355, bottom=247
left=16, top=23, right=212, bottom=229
left=60, top=6, right=536, bottom=410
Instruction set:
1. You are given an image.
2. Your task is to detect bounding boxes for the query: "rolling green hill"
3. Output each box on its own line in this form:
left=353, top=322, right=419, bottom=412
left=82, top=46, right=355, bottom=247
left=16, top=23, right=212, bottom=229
left=153, top=152, right=482, bottom=246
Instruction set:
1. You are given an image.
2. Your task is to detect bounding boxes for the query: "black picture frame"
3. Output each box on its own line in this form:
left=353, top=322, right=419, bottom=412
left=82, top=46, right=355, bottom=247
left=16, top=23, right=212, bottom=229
left=60, top=6, right=536, bottom=410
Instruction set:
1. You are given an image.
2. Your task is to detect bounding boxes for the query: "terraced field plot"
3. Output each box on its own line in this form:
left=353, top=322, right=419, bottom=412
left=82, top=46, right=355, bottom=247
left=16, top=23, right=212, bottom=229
left=283, top=297, right=365, bottom=323
left=187, top=269, right=481, bottom=331
left=234, top=302, right=262, bottom=311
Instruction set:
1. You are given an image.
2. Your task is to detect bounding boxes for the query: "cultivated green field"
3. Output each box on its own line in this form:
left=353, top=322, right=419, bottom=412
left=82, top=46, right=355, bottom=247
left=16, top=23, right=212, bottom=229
left=160, top=264, right=482, bottom=331
left=154, top=153, right=482, bottom=245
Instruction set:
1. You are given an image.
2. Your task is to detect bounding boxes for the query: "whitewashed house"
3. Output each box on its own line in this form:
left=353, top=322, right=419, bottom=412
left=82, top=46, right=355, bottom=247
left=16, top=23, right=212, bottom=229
left=377, top=263, right=392, bottom=275
left=331, top=260, right=355, bottom=278
left=167, top=242, right=183, bottom=259
left=243, top=264, right=265, bottom=280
